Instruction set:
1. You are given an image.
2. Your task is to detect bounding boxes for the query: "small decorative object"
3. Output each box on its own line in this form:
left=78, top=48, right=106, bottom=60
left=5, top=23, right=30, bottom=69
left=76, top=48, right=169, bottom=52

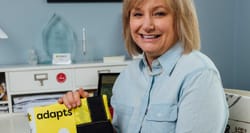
left=82, top=28, right=86, bottom=55
left=103, top=55, right=125, bottom=63
left=28, top=49, right=38, bottom=65
left=42, top=13, right=77, bottom=64
left=52, top=53, right=72, bottom=65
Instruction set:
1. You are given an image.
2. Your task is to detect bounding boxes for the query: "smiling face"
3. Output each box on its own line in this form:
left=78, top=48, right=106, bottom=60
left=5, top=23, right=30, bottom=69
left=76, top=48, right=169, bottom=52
left=129, top=0, right=178, bottom=64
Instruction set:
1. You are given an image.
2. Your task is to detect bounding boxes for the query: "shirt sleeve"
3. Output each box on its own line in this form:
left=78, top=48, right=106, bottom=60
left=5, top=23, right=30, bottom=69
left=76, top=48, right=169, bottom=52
left=176, top=68, right=229, bottom=133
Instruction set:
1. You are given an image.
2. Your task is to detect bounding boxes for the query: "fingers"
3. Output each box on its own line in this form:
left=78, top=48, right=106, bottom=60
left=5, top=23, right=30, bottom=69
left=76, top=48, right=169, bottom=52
left=58, top=88, right=89, bottom=109
left=73, top=90, right=81, bottom=107
left=62, top=91, right=75, bottom=109
left=58, top=97, right=63, bottom=104
left=78, top=88, right=89, bottom=98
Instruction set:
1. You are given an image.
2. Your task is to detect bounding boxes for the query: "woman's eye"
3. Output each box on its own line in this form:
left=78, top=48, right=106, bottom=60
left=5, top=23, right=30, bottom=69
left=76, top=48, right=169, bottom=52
left=155, top=12, right=167, bottom=16
left=132, top=12, right=143, bottom=17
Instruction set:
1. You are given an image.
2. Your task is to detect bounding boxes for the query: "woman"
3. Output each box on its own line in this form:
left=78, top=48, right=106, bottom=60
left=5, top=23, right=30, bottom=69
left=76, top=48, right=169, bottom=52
left=59, top=0, right=229, bottom=132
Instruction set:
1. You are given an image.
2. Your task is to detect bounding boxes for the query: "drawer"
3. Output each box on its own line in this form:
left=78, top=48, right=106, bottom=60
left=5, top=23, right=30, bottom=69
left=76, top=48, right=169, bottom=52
left=8, top=69, right=73, bottom=93
left=74, top=66, right=125, bottom=89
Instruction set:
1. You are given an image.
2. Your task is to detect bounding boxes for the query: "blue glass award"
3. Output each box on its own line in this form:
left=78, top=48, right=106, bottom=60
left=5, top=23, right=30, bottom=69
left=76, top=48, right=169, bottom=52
left=42, top=13, right=77, bottom=64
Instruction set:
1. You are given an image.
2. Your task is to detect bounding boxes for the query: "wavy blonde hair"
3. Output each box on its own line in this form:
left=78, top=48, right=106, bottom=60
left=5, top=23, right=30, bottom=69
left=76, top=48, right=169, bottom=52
left=122, top=0, right=200, bottom=56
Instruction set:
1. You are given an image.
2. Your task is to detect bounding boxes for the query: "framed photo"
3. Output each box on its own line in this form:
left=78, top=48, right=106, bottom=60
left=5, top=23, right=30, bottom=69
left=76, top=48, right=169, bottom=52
left=0, top=83, right=7, bottom=101
left=47, top=0, right=122, bottom=2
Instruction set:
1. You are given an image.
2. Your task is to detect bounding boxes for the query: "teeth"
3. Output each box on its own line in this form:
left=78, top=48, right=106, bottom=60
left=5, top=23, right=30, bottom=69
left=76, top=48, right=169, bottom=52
left=143, top=35, right=156, bottom=39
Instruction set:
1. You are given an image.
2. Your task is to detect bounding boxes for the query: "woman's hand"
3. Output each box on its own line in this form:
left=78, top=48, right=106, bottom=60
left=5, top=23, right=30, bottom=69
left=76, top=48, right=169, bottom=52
left=58, top=88, right=89, bottom=109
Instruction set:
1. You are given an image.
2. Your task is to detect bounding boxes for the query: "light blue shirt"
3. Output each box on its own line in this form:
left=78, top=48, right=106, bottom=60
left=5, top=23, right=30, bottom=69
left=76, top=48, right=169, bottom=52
left=111, top=42, right=229, bottom=133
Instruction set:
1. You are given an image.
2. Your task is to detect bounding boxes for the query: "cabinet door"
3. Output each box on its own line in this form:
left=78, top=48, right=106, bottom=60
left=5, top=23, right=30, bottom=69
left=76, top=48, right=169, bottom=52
left=74, top=66, right=125, bottom=89
left=8, top=69, right=73, bottom=93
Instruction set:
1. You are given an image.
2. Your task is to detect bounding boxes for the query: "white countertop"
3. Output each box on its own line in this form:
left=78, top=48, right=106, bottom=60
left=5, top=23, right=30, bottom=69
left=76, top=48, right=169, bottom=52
left=0, top=114, right=30, bottom=133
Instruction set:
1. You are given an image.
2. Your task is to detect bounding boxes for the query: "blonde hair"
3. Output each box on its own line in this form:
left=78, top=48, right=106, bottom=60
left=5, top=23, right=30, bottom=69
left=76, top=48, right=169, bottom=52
left=122, top=0, right=200, bottom=56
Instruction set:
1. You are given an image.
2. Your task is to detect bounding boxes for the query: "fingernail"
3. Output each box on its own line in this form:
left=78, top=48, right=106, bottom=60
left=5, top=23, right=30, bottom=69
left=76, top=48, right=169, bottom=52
left=77, top=102, right=81, bottom=106
left=84, top=92, right=89, bottom=96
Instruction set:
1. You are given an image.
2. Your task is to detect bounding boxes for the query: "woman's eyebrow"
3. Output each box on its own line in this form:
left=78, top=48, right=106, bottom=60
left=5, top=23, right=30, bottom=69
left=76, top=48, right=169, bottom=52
left=131, top=7, right=142, bottom=11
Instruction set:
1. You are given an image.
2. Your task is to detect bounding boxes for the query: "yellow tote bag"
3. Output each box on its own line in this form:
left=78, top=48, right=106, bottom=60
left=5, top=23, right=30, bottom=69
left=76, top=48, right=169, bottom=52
left=27, top=95, right=112, bottom=133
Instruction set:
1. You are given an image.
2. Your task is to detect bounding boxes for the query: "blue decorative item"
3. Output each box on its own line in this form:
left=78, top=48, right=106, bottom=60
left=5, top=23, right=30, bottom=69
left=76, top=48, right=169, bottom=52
left=42, top=13, right=77, bottom=64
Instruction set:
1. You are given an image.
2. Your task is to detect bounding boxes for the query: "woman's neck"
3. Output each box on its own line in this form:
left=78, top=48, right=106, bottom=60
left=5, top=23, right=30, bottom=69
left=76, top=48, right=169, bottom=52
left=145, top=55, right=158, bottom=71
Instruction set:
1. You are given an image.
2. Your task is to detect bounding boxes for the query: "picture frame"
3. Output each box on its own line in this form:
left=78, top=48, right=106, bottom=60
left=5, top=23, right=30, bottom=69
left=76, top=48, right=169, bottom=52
left=97, top=73, right=120, bottom=106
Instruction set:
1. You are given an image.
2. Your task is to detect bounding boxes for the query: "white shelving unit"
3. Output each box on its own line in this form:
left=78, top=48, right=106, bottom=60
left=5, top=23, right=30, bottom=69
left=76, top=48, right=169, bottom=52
left=0, top=61, right=129, bottom=115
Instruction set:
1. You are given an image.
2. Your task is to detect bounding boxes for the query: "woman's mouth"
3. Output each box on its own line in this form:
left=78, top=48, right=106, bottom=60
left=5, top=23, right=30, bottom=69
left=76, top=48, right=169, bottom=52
left=140, top=34, right=161, bottom=39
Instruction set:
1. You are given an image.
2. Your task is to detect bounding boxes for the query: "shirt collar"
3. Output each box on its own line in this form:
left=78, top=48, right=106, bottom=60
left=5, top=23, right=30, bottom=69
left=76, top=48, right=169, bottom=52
left=139, top=41, right=184, bottom=76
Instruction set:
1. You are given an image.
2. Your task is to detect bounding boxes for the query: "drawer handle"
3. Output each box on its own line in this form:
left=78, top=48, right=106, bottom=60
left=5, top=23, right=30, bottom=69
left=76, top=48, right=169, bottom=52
left=97, top=69, right=111, bottom=73
left=34, top=73, right=48, bottom=86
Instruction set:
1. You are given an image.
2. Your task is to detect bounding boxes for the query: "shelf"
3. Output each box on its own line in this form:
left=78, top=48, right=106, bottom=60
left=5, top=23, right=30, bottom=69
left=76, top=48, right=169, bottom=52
left=0, top=101, right=8, bottom=104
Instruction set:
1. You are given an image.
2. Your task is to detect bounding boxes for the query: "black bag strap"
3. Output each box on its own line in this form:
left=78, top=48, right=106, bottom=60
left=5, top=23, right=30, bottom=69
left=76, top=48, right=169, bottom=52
left=77, top=120, right=114, bottom=133
left=87, top=96, right=107, bottom=122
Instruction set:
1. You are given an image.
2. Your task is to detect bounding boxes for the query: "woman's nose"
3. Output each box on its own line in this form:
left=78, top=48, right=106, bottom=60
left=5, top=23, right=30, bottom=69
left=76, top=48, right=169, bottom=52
left=142, top=16, right=155, bottom=32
